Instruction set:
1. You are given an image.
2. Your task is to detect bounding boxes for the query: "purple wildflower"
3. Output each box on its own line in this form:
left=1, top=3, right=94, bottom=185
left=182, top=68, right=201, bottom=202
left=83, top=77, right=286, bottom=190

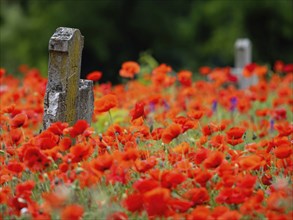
left=212, top=100, right=218, bottom=112
left=230, top=97, right=238, bottom=112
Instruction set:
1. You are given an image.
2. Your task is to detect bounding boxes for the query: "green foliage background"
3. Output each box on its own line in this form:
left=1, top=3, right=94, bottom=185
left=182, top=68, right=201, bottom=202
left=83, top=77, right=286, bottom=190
left=0, top=0, right=292, bottom=83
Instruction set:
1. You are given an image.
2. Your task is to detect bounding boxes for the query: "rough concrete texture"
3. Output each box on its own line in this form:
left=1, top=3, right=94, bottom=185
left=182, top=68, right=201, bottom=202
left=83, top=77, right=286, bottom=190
left=78, top=79, right=94, bottom=124
left=43, top=27, right=94, bottom=129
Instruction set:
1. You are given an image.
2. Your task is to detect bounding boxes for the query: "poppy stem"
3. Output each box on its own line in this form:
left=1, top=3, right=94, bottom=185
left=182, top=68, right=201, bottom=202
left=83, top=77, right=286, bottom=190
left=108, top=110, right=113, bottom=125
left=108, top=110, right=122, bottom=151
left=283, top=159, right=288, bottom=169
left=231, top=111, right=234, bottom=126
left=20, top=127, right=26, bottom=141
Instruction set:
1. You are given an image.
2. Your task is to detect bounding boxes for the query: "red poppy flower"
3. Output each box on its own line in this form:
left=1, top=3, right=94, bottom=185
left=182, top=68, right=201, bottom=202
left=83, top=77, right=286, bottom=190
left=15, top=180, right=35, bottom=197
left=243, top=63, right=257, bottom=77
left=220, top=210, right=242, bottom=220
left=106, top=163, right=127, bottom=184
left=237, top=175, right=257, bottom=189
left=35, top=130, right=59, bottom=150
left=274, top=60, right=284, bottom=72
left=152, top=64, right=172, bottom=75
left=10, top=113, right=28, bottom=128
left=210, top=135, right=227, bottom=150
left=188, top=205, right=210, bottom=220
left=122, top=148, right=139, bottom=161
left=123, top=193, right=143, bottom=212
left=210, top=206, right=230, bottom=219
left=161, top=171, right=186, bottom=188
left=143, top=187, right=170, bottom=217
left=10, top=128, right=22, bottom=144
left=255, top=109, right=270, bottom=117
left=274, top=144, right=292, bottom=159
left=199, top=66, right=211, bottom=75
left=187, top=110, right=204, bottom=120
left=283, top=64, right=293, bottom=73
left=173, top=116, right=195, bottom=132
left=133, top=179, right=160, bottom=193
left=184, top=187, right=210, bottom=205
left=86, top=71, right=102, bottom=82
left=177, top=70, right=192, bottom=86
left=273, top=108, right=287, bottom=120
left=203, top=151, right=224, bottom=169
left=227, top=72, right=238, bottom=83
left=226, top=127, right=245, bottom=139
left=48, top=122, right=68, bottom=135
left=59, top=137, right=72, bottom=151
left=1, top=104, right=15, bottom=114
left=69, top=120, right=89, bottom=138
left=0, top=68, right=5, bottom=77
left=152, top=73, right=176, bottom=86
left=59, top=163, right=69, bottom=172
left=0, top=187, right=11, bottom=206
left=261, top=173, right=272, bottom=186
left=194, top=170, right=212, bottom=187
left=151, top=127, right=164, bottom=140
left=134, top=157, right=157, bottom=173
left=18, top=64, right=29, bottom=74
left=275, top=123, right=293, bottom=137
left=216, top=188, right=245, bottom=204
left=23, top=147, right=49, bottom=170
left=119, top=61, right=140, bottom=79
left=168, top=198, right=193, bottom=212
left=70, top=144, right=91, bottom=163
left=130, top=101, right=146, bottom=121
left=11, top=108, right=22, bottom=117
left=221, top=174, right=237, bottom=188
left=91, top=153, right=113, bottom=171
left=9, top=196, right=27, bottom=214
left=7, top=162, right=24, bottom=174
left=227, top=138, right=244, bottom=146
left=193, top=148, right=209, bottom=164
left=173, top=142, right=190, bottom=155
left=254, top=65, right=268, bottom=77
left=61, top=204, right=84, bottom=220
left=175, top=159, right=192, bottom=172
left=95, top=94, right=118, bottom=113
left=202, top=125, right=214, bottom=136
left=161, top=123, right=182, bottom=144
left=238, top=155, right=265, bottom=171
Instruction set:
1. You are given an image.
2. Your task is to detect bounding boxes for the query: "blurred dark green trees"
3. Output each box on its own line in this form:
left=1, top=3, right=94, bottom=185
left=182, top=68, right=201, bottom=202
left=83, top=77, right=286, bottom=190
left=1, top=0, right=292, bottom=83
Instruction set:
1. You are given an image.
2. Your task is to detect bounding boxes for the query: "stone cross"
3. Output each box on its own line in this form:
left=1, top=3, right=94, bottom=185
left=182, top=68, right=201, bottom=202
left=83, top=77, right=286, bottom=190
left=232, top=38, right=258, bottom=89
left=43, top=27, right=94, bottom=129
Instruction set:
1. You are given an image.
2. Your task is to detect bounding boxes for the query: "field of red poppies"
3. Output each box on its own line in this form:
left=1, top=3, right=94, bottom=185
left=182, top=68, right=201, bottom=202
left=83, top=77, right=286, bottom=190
left=0, top=61, right=292, bottom=220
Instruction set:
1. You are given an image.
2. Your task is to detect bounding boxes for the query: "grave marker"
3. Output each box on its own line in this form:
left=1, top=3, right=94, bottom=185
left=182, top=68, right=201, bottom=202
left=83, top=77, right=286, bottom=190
left=43, top=27, right=94, bottom=129
left=232, top=38, right=258, bottom=89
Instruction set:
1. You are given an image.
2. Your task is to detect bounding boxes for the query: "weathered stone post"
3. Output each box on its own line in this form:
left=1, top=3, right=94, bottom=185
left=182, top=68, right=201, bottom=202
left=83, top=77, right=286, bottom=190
left=43, top=27, right=94, bottom=129
left=233, top=38, right=258, bottom=89
left=235, top=38, right=251, bottom=68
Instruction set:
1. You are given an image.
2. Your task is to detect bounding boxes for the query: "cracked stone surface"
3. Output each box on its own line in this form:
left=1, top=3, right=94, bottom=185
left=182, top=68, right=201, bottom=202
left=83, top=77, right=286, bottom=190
left=43, top=27, right=94, bottom=129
